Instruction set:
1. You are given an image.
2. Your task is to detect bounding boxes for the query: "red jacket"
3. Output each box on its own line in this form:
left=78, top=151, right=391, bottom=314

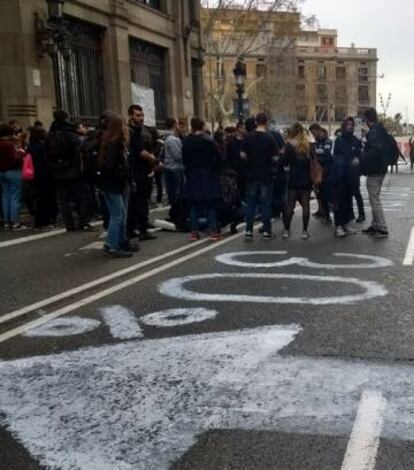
left=0, top=139, right=20, bottom=172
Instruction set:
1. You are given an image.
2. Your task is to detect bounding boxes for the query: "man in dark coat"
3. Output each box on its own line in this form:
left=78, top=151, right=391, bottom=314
left=182, top=117, right=222, bottom=241
left=126, top=104, right=158, bottom=241
left=359, top=107, right=389, bottom=238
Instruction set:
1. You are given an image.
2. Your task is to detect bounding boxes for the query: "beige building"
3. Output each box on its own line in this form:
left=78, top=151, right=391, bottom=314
left=202, top=8, right=377, bottom=128
left=0, top=0, right=204, bottom=129
left=296, top=29, right=378, bottom=128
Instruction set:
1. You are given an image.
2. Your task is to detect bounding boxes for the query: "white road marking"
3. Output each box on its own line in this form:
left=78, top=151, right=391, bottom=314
left=79, top=241, right=105, bottom=251
left=0, top=237, right=207, bottom=327
left=341, top=390, right=387, bottom=470
left=403, top=227, right=414, bottom=266
left=100, top=305, right=143, bottom=339
left=159, top=273, right=388, bottom=305
left=0, top=207, right=169, bottom=249
left=141, top=308, right=218, bottom=327
left=0, top=221, right=101, bottom=249
left=215, top=252, right=393, bottom=270
left=23, top=317, right=101, bottom=337
left=0, top=228, right=254, bottom=342
left=2, top=324, right=414, bottom=470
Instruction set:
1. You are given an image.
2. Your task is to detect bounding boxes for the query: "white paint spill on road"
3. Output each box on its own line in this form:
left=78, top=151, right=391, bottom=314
left=341, top=390, right=387, bottom=470
left=2, top=324, right=414, bottom=469
left=23, top=317, right=101, bottom=337
left=403, top=227, right=414, bottom=266
left=141, top=308, right=218, bottom=327
left=100, top=306, right=143, bottom=339
left=215, top=252, right=393, bottom=270
left=159, top=273, right=388, bottom=305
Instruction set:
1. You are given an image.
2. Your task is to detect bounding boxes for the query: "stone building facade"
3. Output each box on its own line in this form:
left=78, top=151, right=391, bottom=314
left=296, top=29, right=378, bottom=128
left=202, top=8, right=377, bottom=128
left=0, top=0, right=204, bottom=128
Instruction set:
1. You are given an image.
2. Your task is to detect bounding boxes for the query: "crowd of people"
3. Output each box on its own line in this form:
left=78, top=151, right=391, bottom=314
left=0, top=106, right=412, bottom=258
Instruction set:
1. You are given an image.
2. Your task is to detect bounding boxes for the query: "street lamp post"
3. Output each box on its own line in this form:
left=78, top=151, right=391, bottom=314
left=233, top=57, right=246, bottom=124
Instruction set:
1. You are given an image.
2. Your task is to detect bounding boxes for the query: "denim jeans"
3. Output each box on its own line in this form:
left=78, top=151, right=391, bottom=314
left=190, top=202, right=217, bottom=233
left=0, top=169, right=22, bottom=223
left=367, top=174, right=387, bottom=231
left=102, top=191, right=127, bottom=250
left=245, top=181, right=273, bottom=233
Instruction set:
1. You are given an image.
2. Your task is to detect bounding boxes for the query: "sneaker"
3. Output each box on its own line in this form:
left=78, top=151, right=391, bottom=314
left=10, top=223, right=28, bottom=231
left=356, top=216, right=366, bottom=224
left=335, top=226, right=346, bottom=238
left=80, top=224, right=97, bottom=232
left=373, top=229, right=389, bottom=239
left=105, top=249, right=133, bottom=258
left=244, top=231, right=253, bottom=242
left=139, top=232, right=157, bottom=241
left=209, top=232, right=221, bottom=241
left=344, top=226, right=357, bottom=235
left=301, top=231, right=310, bottom=240
left=282, top=229, right=291, bottom=239
left=262, top=232, right=272, bottom=240
left=99, top=230, right=108, bottom=239
left=127, top=230, right=140, bottom=239
left=189, top=232, right=200, bottom=242
left=362, top=226, right=377, bottom=236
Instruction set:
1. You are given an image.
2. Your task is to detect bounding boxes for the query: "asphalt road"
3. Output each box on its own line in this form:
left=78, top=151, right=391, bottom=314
left=1, top=169, right=414, bottom=470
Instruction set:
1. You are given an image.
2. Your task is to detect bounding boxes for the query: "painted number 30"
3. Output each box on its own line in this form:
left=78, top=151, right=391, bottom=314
left=24, top=252, right=391, bottom=339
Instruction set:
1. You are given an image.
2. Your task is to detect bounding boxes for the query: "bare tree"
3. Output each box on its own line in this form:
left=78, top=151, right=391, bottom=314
left=201, top=0, right=310, bottom=126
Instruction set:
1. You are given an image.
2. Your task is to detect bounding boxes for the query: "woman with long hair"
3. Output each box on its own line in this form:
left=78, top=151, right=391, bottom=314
left=282, top=122, right=312, bottom=240
left=97, top=114, right=133, bottom=258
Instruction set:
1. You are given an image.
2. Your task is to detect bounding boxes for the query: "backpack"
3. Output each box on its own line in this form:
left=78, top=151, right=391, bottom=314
left=46, top=129, right=79, bottom=174
left=382, top=131, right=399, bottom=167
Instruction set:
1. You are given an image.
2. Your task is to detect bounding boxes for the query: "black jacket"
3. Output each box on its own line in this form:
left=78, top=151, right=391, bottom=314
left=283, top=142, right=312, bottom=190
left=360, top=122, right=388, bottom=176
left=182, top=134, right=222, bottom=203
left=97, top=141, right=129, bottom=194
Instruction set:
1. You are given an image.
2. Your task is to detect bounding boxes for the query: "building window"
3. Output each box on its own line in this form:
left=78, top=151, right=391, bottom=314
left=53, top=19, right=105, bottom=126
left=256, top=63, right=267, bottom=78
left=298, top=64, right=305, bottom=79
left=315, top=105, right=328, bottom=122
left=296, top=106, right=307, bottom=121
left=192, top=58, right=201, bottom=116
left=358, top=85, right=369, bottom=104
left=335, top=107, right=346, bottom=122
left=335, top=85, right=347, bottom=103
left=317, top=64, right=327, bottom=81
left=135, top=0, right=162, bottom=11
left=322, top=37, right=334, bottom=47
left=317, top=84, right=328, bottom=103
left=296, top=84, right=306, bottom=101
left=358, top=67, right=369, bottom=82
left=129, top=37, right=167, bottom=126
left=336, top=66, right=346, bottom=80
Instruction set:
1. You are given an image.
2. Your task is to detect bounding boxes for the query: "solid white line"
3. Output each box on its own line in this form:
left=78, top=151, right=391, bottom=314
left=341, top=390, right=387, bottom=470
left=0, top=228, right=251, bottom=343
left=0, top=207, right=169, bottom=249
left=403, top=227, right=414, bottom=266
left=0, top=237, right=207, bottom=326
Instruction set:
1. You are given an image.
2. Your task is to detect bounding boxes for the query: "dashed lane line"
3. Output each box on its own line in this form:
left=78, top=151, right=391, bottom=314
left=341, top=390, right=387, bottom=470
left=403, top=227, right=414, bottom=266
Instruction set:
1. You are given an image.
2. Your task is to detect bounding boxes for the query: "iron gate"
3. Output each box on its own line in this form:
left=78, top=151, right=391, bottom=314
left=129, top=37, right=167, bottom=127
left=53, top=19, right=105, bottom=127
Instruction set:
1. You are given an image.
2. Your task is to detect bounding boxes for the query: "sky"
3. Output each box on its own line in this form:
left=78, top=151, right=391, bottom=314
left=300, top=0, right=414, bottom=122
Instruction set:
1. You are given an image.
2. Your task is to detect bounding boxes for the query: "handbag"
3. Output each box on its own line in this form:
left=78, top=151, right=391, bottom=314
left=22, top=153, right=35, bottom=181
left=309, top=151, right=323, bottom=186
